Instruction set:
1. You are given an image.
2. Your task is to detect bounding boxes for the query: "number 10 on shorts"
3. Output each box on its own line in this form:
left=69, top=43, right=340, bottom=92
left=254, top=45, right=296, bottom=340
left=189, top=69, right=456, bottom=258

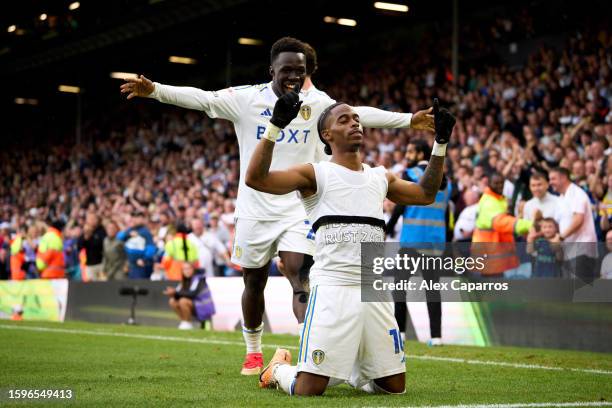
left=389, top=329, right=405, bottom=354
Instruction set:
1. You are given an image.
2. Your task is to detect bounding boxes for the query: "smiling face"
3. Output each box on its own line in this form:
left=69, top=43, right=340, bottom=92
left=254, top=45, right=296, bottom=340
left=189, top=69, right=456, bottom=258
left=321, top=104, right=364, bottom=154
left=489, top=173, right=505, bottom=196
left=540, top=219, right=558, bottom=239
left=529, top=176, right=548, bottom=199
left=270, top=52, right=306, bottom=97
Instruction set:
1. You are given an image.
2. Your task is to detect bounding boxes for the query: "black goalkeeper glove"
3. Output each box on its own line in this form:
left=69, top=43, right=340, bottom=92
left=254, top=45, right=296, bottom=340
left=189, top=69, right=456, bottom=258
left=270, top=84, right=303, bottom=129
left=433, top=98, right=456, bottom=144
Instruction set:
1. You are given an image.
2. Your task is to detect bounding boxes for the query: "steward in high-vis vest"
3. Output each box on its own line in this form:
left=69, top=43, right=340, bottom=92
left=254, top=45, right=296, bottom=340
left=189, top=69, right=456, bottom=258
left=36, top=221, right=66, bottom=279
left=161, top=224, right=200, bottom=281
left=10, top=231, right=26, bottom=280
left=386, top=139, right=451, bottom=345
left=472, top=173, right=533, bottom=276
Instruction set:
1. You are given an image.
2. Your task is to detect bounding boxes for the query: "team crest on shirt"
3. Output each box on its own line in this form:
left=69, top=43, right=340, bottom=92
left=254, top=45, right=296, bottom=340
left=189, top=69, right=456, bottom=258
left=234, top=245, right=242, bottom=259
left=300, top=105, right=311, bottom=120
left=312, top=349, right=325, bottom=365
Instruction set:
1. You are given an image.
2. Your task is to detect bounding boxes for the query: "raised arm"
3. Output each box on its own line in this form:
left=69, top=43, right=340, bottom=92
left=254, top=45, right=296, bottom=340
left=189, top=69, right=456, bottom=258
left=386, top=99, right=455, bottom=205
left=245, top=85, right=316, bottom=196
left=120, top=75, right=241, bottom=121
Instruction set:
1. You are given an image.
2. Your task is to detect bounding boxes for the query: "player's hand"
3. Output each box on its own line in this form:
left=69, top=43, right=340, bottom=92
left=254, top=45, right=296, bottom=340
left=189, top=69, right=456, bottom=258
left=270, top=84, right=302, bottom=129
left=433, top=98, right=456, bottom=144
left=410, top=107, right=435, bottom=133
left=120, top=75, right=155, bottom=99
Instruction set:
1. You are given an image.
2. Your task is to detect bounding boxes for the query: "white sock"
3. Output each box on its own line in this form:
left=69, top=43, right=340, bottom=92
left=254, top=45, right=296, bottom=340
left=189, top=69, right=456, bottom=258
left=273, top=364, right=298, bottom=395
left=297, top=322, right=304, bottom=335
left=242, top=322, right=264, bottom=354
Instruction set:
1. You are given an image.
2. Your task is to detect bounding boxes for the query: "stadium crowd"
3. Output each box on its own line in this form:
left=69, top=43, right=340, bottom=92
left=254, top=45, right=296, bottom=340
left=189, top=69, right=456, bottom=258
left=0, top=22, right=611, bottom=281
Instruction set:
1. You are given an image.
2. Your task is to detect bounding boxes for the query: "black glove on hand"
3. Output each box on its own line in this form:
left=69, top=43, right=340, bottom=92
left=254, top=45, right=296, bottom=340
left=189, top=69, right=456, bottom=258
left=270, top=84, right=303, bottom=129
left=433, top=98, right=456, bottom=144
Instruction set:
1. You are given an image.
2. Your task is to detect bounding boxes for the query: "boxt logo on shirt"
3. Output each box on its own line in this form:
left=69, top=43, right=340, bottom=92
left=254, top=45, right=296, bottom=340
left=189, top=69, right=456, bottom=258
left=256, top=126, right=311, bottom=144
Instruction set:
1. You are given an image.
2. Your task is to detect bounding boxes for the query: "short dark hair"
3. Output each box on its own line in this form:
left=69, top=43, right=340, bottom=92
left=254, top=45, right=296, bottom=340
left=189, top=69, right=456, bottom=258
left=550, top=166, right=570, bottom=179
left=408, top=139, right=431, bottom=161
left=317, top=102, right=346, bottom=155
left=539, top=217, right=559, bottom=232
left=270, top=37, right=305, bottom=64
left=530, top=171, right=548, bottom=182
left=303, top=42, right=318, bottom=76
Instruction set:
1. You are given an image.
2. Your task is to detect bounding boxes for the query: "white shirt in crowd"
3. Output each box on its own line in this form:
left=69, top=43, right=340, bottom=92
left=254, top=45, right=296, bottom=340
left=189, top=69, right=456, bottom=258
left=523, top=192, right=562, bottom=223
left=557, top=183, right=597, bottom=259
left=453, top=204, right=478, bottom=241
left=188, top=232, right=228, bottom=278
left=601, top=253, right=612, bottom=279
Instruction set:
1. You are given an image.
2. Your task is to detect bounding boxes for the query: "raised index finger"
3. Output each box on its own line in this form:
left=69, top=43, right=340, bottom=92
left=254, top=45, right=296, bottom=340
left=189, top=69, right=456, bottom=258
left=433, top=98, right=439, bottom=116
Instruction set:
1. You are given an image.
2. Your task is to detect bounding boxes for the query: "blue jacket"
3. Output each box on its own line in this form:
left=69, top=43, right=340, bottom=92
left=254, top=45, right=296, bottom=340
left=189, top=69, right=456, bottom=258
left=399, top=165, right=451, bottom=246
left=117, top=225, right=156, bottom=279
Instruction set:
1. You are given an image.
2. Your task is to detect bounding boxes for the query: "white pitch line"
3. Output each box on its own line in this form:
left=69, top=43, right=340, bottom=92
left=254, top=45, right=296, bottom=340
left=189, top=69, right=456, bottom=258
left=397, top=402, right=612, bottom=408
left=2, top=324, right=612, bottom=377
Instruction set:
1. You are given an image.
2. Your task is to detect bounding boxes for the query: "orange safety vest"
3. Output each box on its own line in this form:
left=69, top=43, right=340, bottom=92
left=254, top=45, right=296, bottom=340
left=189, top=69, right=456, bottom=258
left=10, top=235, right=26, bottom=280
left=36, top=227, right=65, bottom=279
left=471, top=188, right=532, bottom=276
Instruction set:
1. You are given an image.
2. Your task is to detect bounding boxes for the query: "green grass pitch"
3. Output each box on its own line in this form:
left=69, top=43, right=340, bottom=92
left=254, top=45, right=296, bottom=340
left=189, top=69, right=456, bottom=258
left=0, top=320, right=611, bottom=407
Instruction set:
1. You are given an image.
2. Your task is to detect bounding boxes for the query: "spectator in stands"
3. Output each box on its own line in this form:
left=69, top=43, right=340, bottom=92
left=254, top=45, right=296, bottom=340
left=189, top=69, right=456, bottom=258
left=188, top=218, right=230, bottom=278
left=63, top=223, right=82, bottom=280
left=78, top=212, right=107, bottom=281
left=36, top=220, right=66, bottom=279
left=472, top=173, right=534, bottom=276
left=117, top=212, right=156, bottom=279
left=523, top=172, right=562, bottom=223
left=548, top=167, right=598, bottom=278
left=453, top=190, right=480, bottom=242
left=527, top=218, right=564, bottom=277
left=0, top=222, right=11, bottom=280
left=103, top=220, right=127, bottom=280
left=161, top=223, right=199, bottom=281
left=599, top=173, right=612, bottom=235
left=164, top=261, right=215, bottom=330
left=22, top=224, right=41, bottom=279
left=601, top=230, right=612, bottom=279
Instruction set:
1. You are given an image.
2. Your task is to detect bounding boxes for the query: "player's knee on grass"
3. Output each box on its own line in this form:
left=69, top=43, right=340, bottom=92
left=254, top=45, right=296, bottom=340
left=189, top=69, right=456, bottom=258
left=293, top=372, right=329, bottom=396
left=373, top=373, right=406, bottom=394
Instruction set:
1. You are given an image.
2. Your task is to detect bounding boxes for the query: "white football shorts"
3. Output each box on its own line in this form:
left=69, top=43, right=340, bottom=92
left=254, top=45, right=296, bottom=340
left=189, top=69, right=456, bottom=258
left=296, top=284, right=406, bottom=386
left=231, top=217, right=315, bottom=269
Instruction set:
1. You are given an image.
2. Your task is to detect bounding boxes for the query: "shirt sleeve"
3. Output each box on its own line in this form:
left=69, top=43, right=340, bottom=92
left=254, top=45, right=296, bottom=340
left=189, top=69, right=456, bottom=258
left=354, top=106, right=412, bottom=128
left=571, top=190, right=588, bottom=215
left=149, top=83, right=245, bottom=122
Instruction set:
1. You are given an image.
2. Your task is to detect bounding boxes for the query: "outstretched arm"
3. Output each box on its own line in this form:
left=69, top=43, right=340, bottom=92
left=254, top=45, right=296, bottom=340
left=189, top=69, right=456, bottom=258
left=354, top=106, right=434, bottom=132
left=120, top=75, right=241, bottom=121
